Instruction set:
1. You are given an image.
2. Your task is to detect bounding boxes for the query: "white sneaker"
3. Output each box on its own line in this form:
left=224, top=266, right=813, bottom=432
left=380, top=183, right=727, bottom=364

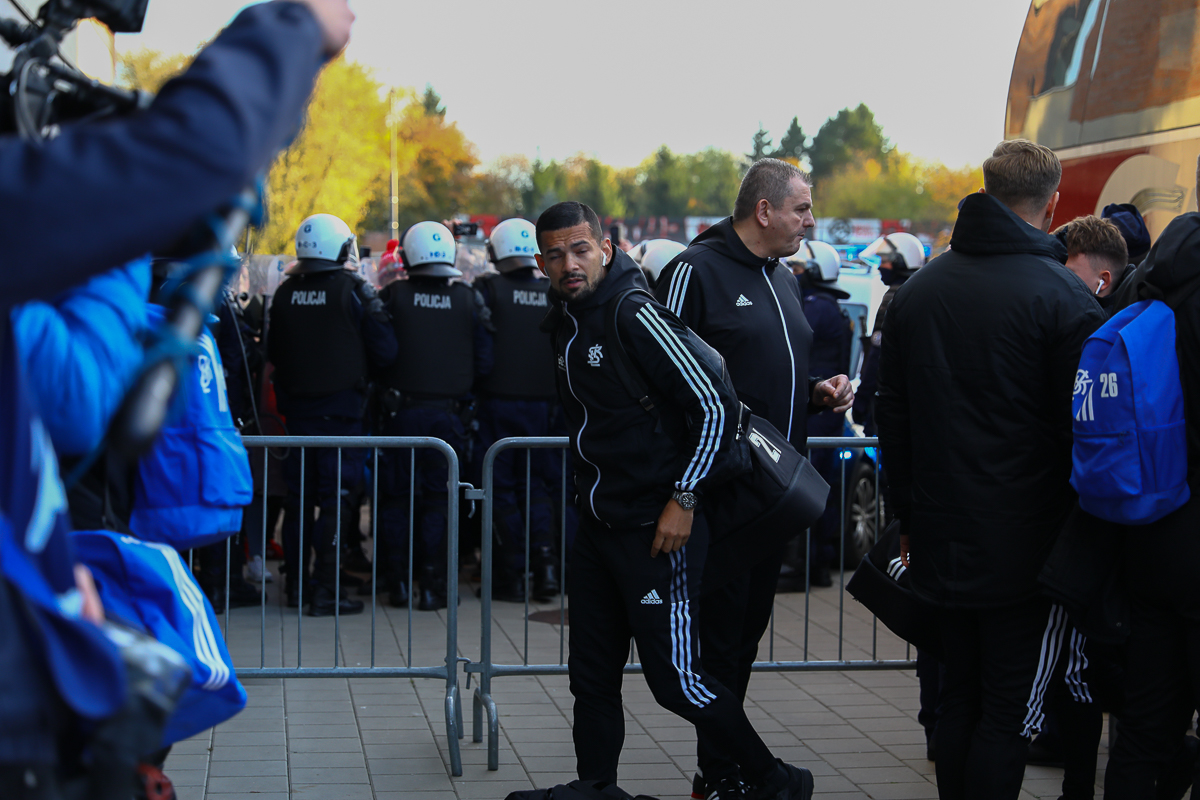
left=245, top=555, right=274, bottom=583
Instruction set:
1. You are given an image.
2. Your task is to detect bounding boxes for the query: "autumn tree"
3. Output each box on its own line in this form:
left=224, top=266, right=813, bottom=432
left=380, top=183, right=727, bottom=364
left=746, top=124, right=774, bottom=165
left=773, top=117, right=809, bottom=167
left=816, top=150, right=982, bottom=223
left=255, top=58, right=390, bottom=253
left=807, top=104, right=891, bottom=179
left=117, top=48, right=192, bottom=93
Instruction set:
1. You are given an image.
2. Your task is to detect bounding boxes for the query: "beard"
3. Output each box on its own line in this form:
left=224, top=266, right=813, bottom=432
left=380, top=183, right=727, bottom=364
left=549, top=272, right=601, bottom=304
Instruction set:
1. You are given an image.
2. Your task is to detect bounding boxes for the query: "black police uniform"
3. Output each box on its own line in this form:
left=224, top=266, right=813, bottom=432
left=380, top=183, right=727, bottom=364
left=268, top=267, right=396, bottom=615
left=799, top=275, right=853, bottom=583
left=474, top=269, right=560, bottom=601
left=378, top=274, right=492, bottom=610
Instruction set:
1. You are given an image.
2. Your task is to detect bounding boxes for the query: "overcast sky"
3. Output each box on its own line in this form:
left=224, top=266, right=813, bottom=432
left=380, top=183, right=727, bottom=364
left=110, top=0, right=1034, bottom=169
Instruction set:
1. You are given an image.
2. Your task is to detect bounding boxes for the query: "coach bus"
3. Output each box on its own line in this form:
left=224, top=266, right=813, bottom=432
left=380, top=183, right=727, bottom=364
left=1006, top=0, right=1200, bottom=240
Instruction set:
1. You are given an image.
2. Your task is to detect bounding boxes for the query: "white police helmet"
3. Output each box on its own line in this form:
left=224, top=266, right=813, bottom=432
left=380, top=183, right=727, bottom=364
left=860, top=232, right=926, bottom=272
left=640, top=241, right=686, bottom=283
left=402, top=221, right=462, bottom=278
left=488, top=218, right=539, bottom=273
left=793, top=240, right=842, bottom=283
left=291, top=213, right=358, bottom=274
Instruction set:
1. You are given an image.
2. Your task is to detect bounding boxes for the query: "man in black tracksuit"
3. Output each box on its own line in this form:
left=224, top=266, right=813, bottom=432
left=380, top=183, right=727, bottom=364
left=655, top=159, right=852, bottom=798
left=537, top=201, right=815, bottom=800
left=876, top=140, right=1105, bottom=800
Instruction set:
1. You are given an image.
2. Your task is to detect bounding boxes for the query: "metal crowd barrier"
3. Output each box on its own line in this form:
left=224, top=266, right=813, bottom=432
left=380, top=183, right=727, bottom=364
left=468, top=435, right=914, bottom=771
left=231, top=435, right=467, bottom=777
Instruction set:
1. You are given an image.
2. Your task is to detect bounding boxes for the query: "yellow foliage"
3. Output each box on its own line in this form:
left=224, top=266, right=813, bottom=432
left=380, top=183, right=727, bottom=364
left=117, top=48, right=192, bottom=93
left=816, top=150, right=982, bottom=223
left=255, top=58, right=390, bottom=254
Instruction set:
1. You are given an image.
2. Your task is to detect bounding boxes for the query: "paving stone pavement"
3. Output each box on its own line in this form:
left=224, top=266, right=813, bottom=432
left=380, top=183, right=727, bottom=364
left=168, top=565, right=1115, bottom=800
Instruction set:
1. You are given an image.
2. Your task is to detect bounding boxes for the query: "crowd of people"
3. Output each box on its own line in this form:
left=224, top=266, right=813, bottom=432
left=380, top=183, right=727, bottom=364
left=4, top=2, right=1200, bottom=799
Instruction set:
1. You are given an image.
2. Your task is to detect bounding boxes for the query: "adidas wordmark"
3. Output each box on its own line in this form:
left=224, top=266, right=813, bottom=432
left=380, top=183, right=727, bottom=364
left=640, top=589, right=663, bottom=605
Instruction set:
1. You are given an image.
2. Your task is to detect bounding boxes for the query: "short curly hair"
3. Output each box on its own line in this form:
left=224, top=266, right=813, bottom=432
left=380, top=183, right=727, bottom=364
left=1054, top=215, right=1130, bottom=280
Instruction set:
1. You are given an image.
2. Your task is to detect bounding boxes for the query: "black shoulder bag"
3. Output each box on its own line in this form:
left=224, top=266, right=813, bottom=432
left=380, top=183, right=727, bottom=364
left=605, top=289, right=830, bottom=593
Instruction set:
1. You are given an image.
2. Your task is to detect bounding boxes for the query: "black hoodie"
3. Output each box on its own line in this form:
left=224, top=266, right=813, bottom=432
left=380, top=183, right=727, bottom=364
left=876, top=193, right=1105, bottom=609
left=656, top=218, right=817, bottom=446
left=1118, top=212, right=1200, bottom=491
left=543, top=249, right=741, bottom=528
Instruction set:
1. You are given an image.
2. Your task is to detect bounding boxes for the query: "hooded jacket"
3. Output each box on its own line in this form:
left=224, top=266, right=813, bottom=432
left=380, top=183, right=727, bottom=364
left=543, top=249, right=740, bottom=528
left=877, top=193, right=1105, bottom=608
left=656, top=218, right=816, bottom=445
left=1118, top=212, right=1200, bottom=491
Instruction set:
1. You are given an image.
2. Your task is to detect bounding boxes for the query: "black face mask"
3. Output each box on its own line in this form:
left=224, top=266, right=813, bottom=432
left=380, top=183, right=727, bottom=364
left=879, top=265, right=903, bottom=286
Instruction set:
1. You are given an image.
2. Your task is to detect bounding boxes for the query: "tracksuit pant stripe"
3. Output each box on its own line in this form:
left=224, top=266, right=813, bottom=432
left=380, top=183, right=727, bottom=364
left=1022, top=603, right=1068, bottom=737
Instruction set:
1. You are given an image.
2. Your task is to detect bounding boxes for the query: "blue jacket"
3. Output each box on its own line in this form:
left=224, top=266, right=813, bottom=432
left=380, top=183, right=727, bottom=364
left=0, top=1, right=326, bottom=312
left=129, top=306, right=253, bottom=548
left=12, top=258, right=151, bottom=456
left=0, top=324, right=127, bottom=723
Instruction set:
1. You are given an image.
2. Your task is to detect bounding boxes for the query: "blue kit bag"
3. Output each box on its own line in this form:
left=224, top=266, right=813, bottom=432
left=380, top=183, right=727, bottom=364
left=129, top=308, right=253, bottom=549
left=72, top=530, right=247, bottom=746
left=1071, top=299, right=1190, bottom=524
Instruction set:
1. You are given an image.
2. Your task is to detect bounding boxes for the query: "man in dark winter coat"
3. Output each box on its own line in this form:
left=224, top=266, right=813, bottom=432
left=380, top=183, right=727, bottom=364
left=655, top=160, right=852, bottom=800
left=539, top=201, right=817, bottom=800
left=1103, top=208, right=1200, bottom=798
left=876, top=139, right=1105, bottom=800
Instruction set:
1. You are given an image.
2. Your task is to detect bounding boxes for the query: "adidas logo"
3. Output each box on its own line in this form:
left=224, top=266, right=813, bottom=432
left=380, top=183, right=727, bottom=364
left=735, top=294, right=753, bottom=307
left=640, top=589, right=663, bottom=605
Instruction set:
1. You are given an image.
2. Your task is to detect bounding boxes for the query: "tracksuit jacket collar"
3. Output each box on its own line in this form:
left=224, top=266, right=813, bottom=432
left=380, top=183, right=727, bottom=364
left=950, top=193, right=1068, bottom=263
left=691, top=216, right=779, bottom=271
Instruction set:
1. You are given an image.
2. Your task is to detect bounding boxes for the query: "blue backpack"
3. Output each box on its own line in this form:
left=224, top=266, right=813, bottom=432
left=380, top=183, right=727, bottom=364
left=1071, top=299, right=1190, bottom=524
left=72, top=530, right=247, bottom=746
left=129, top=306, right=253, bottom=549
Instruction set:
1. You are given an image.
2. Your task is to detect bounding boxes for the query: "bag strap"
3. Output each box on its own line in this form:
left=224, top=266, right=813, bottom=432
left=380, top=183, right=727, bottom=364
left=605, top=288, right=659, bottom=417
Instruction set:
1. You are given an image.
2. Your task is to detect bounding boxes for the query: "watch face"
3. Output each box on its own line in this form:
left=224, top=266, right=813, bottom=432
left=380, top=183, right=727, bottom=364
left=675, top=491, right=697, bottom=509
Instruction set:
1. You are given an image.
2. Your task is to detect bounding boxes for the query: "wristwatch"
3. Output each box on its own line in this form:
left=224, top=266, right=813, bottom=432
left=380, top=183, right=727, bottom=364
left=672, top=490, right=698, bottom=510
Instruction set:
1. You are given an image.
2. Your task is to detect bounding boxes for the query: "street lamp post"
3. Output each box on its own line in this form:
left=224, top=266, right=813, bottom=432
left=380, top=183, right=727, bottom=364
left=388, top=89, right=399, bottom=236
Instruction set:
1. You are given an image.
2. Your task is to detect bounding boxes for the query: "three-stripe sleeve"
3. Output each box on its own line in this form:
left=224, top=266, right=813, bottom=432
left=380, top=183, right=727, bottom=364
left=664, top=262, right=693, bottom=317
left=633, top=303, right=725, bottom=491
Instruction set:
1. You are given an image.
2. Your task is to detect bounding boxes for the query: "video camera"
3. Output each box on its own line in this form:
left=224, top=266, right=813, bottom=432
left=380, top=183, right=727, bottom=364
left=0, top=0, right=150, bottom=139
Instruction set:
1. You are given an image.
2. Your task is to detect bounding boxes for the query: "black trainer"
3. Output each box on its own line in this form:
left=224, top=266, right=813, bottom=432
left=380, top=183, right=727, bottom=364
left=705, top=776, right=746, bottom=800
left=747, top=760, right=814, bottom=800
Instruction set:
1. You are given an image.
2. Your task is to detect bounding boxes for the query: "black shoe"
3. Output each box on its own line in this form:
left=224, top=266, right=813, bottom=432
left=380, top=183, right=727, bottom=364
left=494, top=572, right=529, bottom=603
left=418, top=567, right=447, bottom=611
left=387, top=581, right=409, bottom=608
left=1156, top=734, right=1199, bottom=800
left=705, top=776, right=746, bottom=800
left=307, top=586, right=364, bottom=617
left=227, top=578, right=264, bottom=608
left=808, top=565, right=833, bottom=588
left=692, top=773, right=707, bottom=800
left=532, top=551, right=561, bottom=600
left=418, top=585, right=447, bottom=611
left=747, top=761, right=813, bottom=800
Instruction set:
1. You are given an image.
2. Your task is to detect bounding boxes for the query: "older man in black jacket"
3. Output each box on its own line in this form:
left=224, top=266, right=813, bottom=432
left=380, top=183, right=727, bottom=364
left=876, top=140, right=1105, bottom=800
left=538, top=201, right=815, bottom=800
left=655, top=160, right=852, bottom=800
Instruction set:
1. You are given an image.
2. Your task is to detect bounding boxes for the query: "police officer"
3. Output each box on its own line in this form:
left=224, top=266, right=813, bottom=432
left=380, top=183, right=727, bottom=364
left=792, top=240, right=853, bottom=588
left=853, top=232, right=926, bottom=436
left=268, top=214, right=396, bottom=616
left=378, top=221, right=492, bottom=611
left=473, top=218, right=560, bottom=602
